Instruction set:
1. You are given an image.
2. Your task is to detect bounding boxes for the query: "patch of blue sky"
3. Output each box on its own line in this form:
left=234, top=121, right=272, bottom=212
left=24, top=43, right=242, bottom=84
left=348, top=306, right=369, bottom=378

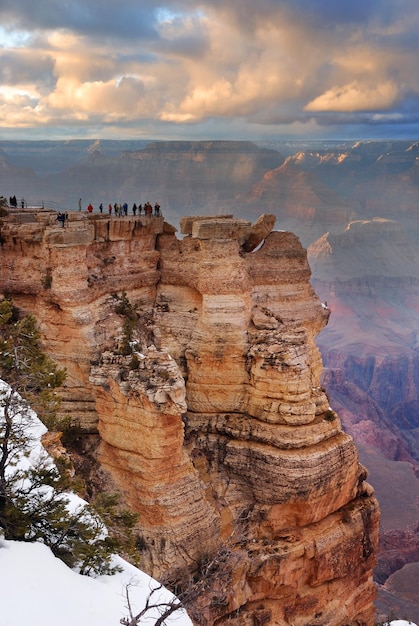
left=155, top=6, right=205, bottom=24
left=155, top=7, right=177, bottom=23
left=0, top=26, right=32, bottom=49
left=115, top=74, right=142, bottom=86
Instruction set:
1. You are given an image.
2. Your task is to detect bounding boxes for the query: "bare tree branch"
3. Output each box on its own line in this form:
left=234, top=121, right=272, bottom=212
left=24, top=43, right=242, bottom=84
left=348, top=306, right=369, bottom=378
left=119, top=510, right=255, bottom=625
left=120, top=582, right=183, bottom=626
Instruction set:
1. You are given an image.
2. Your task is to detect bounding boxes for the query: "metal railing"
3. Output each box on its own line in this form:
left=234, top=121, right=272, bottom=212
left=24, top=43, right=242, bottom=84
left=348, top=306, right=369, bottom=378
left=6, top=199, right=69, bottom=211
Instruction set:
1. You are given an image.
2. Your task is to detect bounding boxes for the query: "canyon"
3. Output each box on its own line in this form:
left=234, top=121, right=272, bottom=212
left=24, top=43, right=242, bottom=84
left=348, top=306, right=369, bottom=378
left=307, top=218, right=419, bottom=621
left=2, top=138, right=419, bottom=619
left=0, top=206, right=379, bottom=624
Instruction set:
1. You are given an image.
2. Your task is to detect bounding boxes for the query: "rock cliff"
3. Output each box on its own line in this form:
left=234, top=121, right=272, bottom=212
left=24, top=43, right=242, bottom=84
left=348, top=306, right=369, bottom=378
left=0, top=209, right=379, bottom=624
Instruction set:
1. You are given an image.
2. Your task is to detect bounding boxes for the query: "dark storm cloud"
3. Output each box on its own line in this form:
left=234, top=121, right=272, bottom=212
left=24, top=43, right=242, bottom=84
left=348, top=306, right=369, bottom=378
left=0, top=0, right=159, bottom=39
left=0, top=0, right=415, bottom=39
left=285, top=0, right=390, bottom=24
left=0, top=49, right=55, bottom=88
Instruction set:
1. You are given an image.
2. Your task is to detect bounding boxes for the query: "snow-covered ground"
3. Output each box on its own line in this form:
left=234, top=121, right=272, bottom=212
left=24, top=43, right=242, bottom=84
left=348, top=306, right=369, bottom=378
left=0, top=539, right=192, bottom=626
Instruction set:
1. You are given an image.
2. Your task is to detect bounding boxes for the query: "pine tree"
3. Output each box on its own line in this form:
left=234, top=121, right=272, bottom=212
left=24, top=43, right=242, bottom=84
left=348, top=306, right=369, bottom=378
left=0, top=299, right=66, bottom=426
left=0, top=298, right=132, bottom=576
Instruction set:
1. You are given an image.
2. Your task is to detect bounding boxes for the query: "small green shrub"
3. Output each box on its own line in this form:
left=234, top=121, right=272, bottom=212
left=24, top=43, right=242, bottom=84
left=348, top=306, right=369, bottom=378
left=129, top=353, right=140, bottom=370
left=112, top=292, right=136, bottom=319
left=112, top=292, right=138, bottom=355
left=324, top=409, right=336, bottom=422
left=135, top=534, right=148, bottom=552
left=61, top=422, right=84, bottom=450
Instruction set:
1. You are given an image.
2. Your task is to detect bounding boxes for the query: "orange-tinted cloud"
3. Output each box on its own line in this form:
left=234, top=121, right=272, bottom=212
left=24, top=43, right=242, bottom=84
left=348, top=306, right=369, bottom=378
left=0, top=1, right=419, bottom=138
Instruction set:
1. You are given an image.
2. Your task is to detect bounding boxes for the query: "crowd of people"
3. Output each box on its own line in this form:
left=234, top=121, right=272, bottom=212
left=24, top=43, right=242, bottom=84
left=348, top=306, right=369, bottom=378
left=5, top=195, right=164, bottom=220
left=80, top=199, right=161, bottom=217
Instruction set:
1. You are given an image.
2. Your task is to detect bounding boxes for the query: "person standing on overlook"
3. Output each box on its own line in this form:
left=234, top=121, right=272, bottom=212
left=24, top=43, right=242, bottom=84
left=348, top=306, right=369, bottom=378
left=78, top=198, right=82, bottom=211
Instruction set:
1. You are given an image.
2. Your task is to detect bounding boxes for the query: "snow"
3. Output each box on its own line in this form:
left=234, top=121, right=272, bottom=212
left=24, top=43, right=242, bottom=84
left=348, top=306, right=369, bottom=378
left=0, top=539, right=192, bottom=626
left=251, top=238, right=265, bottom=252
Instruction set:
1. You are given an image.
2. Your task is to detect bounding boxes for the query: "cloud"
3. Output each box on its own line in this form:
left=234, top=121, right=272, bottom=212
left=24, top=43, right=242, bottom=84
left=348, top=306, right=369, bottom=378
left=0, top=49, right=55, bottom=90
left=0, top=0, right=419, bottom=138
left=305, top=81, right=400, bottom=112
left=0, top=0, right=160, bottom=40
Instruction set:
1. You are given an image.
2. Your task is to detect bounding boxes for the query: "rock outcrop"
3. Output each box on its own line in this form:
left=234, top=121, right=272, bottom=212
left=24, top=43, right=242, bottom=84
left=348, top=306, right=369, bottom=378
left=0, top=209, right=163, bottom=430
left=0, top=209, right=379, bottom=624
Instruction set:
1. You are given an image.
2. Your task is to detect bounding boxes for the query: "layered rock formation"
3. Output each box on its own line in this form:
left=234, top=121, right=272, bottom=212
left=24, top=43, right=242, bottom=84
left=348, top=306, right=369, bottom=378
left=0, top=209, right=163, bottom=430
left=0, top=209, right=379, bottom=624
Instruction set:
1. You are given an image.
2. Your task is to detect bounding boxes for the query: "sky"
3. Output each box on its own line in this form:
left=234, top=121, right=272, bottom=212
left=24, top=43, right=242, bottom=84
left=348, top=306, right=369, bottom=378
left=1, top=0, right=419, bottom=141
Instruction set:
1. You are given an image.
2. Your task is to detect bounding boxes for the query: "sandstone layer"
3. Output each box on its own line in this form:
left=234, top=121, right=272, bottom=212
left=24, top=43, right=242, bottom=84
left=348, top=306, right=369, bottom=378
left=0, top=209, right=379, bottom=625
